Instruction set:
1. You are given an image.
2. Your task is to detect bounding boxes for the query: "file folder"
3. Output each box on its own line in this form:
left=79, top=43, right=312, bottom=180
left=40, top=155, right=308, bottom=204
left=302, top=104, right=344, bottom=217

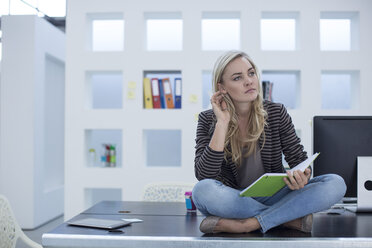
left=151, top=78, right=161, bottom=109
left=162, top=78, right=174, bottom=109
left=143, top=78, right=153, bottom=109
left=174, top=78, right=182, bottom=109
left=158, top=79, right=166, bottom=108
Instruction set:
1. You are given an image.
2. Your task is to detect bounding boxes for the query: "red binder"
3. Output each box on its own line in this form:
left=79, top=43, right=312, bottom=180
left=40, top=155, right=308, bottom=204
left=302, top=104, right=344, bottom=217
left=151, top=78, right=161, bottom=109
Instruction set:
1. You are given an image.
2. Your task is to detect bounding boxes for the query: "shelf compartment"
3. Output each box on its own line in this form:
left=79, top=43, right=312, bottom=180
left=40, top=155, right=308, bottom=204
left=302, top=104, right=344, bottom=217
left=85, top=129, right=122, bottom=168
left=261, top=70, right=301, bottom=109
left=321, top=71, right=359, bottom=110
left=143, top=70, right=182, bottom=109
left=87, top=13, right=124, bottom=51
left=320, top=12, right=359, bottom=51
left=261, top=12, right=299, bottom=51
left=145, top=12, right=182, bottom=51
left=143, top=129, right=181, bottom=167
left=202, top=12, right=240, bottom=51
left=86, top=71, right=123, bottom=109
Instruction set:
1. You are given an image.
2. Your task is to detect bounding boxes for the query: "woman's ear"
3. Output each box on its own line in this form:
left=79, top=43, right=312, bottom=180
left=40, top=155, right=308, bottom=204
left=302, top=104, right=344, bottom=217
left=218, top=83, right=227, bottom=94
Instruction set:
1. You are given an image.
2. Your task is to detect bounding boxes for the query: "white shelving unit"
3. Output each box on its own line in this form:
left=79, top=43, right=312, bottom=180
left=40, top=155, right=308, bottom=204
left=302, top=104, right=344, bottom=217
left=65, top=0, right=372, bottom=219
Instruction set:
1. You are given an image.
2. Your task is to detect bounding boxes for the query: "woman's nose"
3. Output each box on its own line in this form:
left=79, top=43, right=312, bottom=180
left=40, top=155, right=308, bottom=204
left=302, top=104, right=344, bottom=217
left=244, top=77, right=253, bottom=85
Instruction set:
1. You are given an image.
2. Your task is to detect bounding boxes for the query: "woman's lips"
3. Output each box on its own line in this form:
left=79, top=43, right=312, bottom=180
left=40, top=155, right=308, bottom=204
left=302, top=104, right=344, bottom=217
left=245, top=89, right=256, bottom=94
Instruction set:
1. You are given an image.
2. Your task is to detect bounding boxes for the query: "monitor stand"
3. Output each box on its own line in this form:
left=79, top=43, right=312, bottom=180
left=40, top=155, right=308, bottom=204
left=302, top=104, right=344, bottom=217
left=342, top=197, right=357, bottom=204
left=345, top=157, right=372, bottom=212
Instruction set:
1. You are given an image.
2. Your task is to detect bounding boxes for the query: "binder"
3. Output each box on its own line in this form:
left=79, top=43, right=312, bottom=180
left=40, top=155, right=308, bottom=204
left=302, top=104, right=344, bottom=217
left=151, top=78, right=161, bottom=109
left=143, top=78, right=153, bottom=109
left=174, top=78, right=182, bottom=109
left=158, top=79, right=166, bottom=108
left=162, top=78, right=174, bottom=109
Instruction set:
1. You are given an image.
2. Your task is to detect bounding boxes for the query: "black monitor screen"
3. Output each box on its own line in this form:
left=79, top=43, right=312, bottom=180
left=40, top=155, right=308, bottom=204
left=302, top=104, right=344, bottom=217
left=313, top=116, right=372, bottom=198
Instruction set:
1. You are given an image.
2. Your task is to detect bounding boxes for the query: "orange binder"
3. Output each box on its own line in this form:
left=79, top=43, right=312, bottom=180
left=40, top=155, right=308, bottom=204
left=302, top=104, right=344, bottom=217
left=162, top=78, right=174, bottom=108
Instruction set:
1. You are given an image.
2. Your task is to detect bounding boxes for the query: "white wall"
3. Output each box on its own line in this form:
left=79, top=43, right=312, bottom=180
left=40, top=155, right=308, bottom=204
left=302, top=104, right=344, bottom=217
left=64, top=0, right=372, bottom=219
left=0, top=15, right=65, bottom=229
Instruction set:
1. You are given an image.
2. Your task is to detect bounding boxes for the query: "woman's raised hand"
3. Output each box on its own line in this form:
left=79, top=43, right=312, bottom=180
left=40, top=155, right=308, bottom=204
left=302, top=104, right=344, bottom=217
left=210, top=91, right=230, bottom=124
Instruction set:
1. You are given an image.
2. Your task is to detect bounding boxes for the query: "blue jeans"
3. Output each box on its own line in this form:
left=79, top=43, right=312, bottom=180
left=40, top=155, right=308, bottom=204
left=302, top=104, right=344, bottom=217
left=192, top=174, right=346, bottom=233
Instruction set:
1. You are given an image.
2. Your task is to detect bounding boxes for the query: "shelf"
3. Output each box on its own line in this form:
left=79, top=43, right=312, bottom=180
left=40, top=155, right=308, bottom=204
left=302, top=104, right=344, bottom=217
left=320, top=12, right=359, bottom=51
left=145, top=12, right=183, bottom=51
left=261, top=70, right=301, bottom=109
left=201, top=12, right=240, bottom=51
left=85, top=129, right=122, bottom=168
left=143, top=70, right=182, bottom=109
left=86, top=71, right=123, bottom=109
left=143, top=129, right=181, bottom=167
left=321, top=71, right=359, bottom=110
left=87, top=13, right=124, bottom=52
left=261, top=12, right=299, bottom=51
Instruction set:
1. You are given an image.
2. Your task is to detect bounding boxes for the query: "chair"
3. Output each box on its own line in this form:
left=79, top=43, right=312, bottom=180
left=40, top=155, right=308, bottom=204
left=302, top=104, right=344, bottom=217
left=142, top=182, right=195, bottom=202
left=0, top=194, right=42, bottom=248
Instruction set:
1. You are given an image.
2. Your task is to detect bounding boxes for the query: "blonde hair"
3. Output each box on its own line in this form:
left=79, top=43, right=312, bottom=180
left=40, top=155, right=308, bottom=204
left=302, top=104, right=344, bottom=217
left=212, top=50, right=267, bottom=165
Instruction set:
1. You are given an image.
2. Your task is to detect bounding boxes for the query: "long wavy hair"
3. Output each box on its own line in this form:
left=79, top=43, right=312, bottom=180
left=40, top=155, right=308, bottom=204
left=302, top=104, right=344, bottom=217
left=212, top=51, right=267, bottom=166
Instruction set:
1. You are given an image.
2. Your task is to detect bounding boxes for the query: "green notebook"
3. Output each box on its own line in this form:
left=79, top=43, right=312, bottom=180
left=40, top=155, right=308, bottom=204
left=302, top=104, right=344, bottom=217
left=239, top=153, right=320, bottom=197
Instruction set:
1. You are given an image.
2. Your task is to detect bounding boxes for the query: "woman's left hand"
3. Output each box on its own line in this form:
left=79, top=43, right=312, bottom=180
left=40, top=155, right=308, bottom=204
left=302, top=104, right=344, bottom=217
left=283, top=168, right=311, bottom=190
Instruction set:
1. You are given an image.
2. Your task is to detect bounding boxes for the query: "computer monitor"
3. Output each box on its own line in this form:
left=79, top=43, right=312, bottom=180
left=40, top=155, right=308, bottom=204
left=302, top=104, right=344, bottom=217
left=313, top=116, right=372, bottom=201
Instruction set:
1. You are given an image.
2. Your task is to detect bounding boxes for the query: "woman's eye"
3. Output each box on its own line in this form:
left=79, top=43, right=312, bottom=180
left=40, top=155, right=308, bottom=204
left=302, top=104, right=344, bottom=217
left=233, top=76, right=241, bottom=81
left=249, top=72, right=255, bottom=76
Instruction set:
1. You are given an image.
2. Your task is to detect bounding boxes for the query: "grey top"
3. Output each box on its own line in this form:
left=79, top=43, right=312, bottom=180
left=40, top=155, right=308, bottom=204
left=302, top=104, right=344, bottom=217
left=236, top=146, right=265, bottom=189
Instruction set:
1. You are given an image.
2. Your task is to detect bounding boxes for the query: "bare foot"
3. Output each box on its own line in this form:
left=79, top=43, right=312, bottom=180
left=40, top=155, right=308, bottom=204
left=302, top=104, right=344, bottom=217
left=214, top=217, right=261, bottom=233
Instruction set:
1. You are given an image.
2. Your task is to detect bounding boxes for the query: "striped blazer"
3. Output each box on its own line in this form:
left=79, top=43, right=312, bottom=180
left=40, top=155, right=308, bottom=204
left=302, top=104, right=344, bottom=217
left=194, top=101, right=308, bottom=189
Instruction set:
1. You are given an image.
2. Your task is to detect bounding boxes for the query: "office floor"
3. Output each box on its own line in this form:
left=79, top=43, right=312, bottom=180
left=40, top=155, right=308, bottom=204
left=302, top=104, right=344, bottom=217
left=16, top=216, right=64, bottom=248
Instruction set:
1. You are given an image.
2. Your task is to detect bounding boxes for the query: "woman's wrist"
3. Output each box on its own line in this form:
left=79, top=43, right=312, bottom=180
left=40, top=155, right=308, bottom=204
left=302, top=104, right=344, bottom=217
left=216, top=120, right=229, bottom=129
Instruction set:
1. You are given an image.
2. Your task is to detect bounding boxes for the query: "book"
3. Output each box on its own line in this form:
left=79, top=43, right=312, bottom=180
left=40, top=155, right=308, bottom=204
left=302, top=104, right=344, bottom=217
left=262, top=81, right=273, bottom=101
left=158, top=79, right=166, bottom=108
left=143, top=78, right=153, bottom=109
left=174, top=78, right=182, bottom=109
left=239, top=153, right=320, bottom=197
left=162, top=78, right=174, bottom=108
left=151, top=78, right=161, bottom=109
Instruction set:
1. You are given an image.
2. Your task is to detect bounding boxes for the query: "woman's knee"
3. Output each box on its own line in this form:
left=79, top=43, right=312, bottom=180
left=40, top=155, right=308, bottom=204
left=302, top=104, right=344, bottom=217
left=192, top=179, right=218, bottom=202
left=324, top=174, right=347, bottom=200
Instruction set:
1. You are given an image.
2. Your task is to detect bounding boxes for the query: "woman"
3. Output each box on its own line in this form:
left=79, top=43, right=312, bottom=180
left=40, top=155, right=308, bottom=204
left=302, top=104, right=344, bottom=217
left=192, top=50, right=346, bottom=234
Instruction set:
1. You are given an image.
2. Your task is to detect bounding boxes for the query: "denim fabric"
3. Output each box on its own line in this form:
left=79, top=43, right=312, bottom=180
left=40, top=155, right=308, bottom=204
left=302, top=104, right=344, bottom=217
left=192, top=174, right=346, bottom=233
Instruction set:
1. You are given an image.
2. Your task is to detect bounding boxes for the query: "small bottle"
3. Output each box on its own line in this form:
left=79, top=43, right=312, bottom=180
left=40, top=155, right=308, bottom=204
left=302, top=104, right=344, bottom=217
left=88, top=148, right=96, bottom=167
left=100, top=155, right=106, bottom=167
left=185, top=191, right=196, bottom=211
left=103, top=144, right=111, bottom=167
left=109, top=144, right=116, bottom=167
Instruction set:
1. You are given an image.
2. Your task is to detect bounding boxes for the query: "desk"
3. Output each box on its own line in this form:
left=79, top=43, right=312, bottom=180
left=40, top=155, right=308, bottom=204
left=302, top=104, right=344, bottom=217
left=42, top=201, right=372, bottom=248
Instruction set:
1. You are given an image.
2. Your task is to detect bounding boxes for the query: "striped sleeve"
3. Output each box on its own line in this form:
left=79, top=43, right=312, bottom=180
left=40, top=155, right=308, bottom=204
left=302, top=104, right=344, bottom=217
left=194, top=110, right=225, bottom=181
left=277, top=104, right=308, bottom=169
